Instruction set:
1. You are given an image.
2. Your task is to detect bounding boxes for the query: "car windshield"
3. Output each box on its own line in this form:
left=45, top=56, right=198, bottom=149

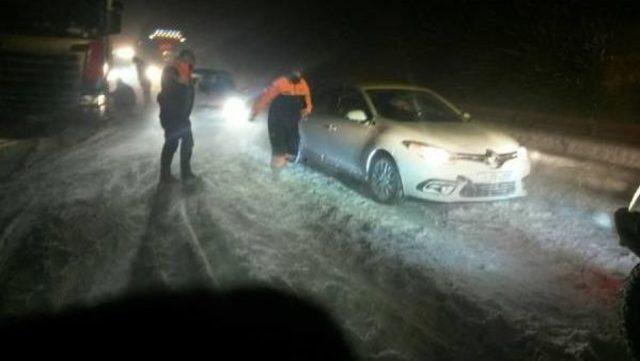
left=367, top=89, right=461, bottom=122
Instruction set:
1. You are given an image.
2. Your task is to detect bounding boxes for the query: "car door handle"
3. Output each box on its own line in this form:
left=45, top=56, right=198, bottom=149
left=324, top=124, right=338, bottom=132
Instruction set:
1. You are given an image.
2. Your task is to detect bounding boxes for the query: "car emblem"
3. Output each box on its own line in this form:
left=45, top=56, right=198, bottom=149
left=485, top=149, right=501, bottom=169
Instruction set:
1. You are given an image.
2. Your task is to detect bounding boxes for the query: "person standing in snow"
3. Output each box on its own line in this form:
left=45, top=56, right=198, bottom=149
left=133, top=56, right=152, bottom=106
left=249, top=68, right=313, bottom=175
left=112, top=79, right=137, bottom=110
left=157, top=50, right=197, bottom=184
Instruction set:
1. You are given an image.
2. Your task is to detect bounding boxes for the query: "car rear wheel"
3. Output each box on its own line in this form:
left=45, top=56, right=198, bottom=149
left=621, top=263, right=640, bottom=360
left=368, top=154, right=404, bottom=204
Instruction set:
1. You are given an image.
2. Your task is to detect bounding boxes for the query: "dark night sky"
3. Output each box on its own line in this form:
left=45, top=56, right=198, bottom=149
left=121, top=0, right=640, bottom=110
left=122, top=0, right=411, bottom=83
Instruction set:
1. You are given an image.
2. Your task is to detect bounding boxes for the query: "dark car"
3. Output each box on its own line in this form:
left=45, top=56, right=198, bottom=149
left=193, top=68, right=236, bottom=110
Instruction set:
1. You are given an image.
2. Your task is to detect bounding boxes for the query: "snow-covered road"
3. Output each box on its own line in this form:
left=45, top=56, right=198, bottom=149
left=0, top=110, right=637, bottom=360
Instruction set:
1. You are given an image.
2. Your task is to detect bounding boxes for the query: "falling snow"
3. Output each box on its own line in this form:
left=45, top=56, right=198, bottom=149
left=0, top=109, right=637, bottom=360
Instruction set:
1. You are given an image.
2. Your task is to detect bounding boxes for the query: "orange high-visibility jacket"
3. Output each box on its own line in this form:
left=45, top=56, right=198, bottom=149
left=253, top=76, right=313, bottom=115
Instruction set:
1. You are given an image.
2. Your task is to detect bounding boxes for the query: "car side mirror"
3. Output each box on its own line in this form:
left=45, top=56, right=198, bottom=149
left=462, top=112, right=472, bottom=122
left=346, top=110, right=368, bottom=122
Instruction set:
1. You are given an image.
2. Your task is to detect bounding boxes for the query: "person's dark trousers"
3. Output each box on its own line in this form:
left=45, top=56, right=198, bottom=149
left=160, top=120, right=194, bottom=181
left=285, top=119, right=300, bottom=156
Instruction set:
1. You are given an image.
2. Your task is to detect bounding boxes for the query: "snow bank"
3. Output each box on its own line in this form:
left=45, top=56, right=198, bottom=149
left=484, top=122, right=640, bottom=170
left=468, top=106, right=640, bottom=170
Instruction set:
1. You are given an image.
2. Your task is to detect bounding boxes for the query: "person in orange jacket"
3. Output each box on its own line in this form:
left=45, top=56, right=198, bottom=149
left=250, top=68, right=312, bottom=174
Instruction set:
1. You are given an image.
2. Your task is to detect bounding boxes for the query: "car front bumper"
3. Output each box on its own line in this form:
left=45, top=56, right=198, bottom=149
left=398, top=154, right=531, bottom=202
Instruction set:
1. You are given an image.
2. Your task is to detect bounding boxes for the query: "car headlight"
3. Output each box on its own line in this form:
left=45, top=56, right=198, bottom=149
left=402, top=141, right=451, bottom=165
left=222, top=96, right=250, bottom=123
left=517, top=146, right=528, bottom=160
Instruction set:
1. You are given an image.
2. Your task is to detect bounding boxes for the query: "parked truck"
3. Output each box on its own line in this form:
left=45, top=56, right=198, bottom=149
left=0, top=0, right=123, bottom=119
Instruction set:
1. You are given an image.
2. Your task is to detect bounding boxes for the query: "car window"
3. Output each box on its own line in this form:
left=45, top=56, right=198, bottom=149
left=367, top=89, right=460, bottom=122
left=336, top=88, right=370, bottom=120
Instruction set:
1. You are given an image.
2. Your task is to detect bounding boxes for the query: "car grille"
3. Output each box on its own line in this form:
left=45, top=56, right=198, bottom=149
left=454, top=151, right=518, bottom=168
left=460, top=182, right=516, bottom=198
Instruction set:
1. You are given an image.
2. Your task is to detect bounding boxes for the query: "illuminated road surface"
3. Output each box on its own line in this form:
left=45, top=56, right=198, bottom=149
left=0, top=110, right=636, bottom=360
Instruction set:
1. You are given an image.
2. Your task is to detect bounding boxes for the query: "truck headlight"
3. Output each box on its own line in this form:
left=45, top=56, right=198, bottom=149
left=402, top=141, right=451, bottom=165
left=145, top=65, right=162, bottom=83
left=107, top=65, right=137, bottom=84
left=114, top=46, right=135, bottom=61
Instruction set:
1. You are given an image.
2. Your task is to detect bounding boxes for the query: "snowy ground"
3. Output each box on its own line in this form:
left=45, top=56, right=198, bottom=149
left=0, top=109, right=638, bottom=360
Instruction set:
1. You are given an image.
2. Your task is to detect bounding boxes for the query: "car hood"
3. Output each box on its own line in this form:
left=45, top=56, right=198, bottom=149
left=386, top=120, right=520, bottom=154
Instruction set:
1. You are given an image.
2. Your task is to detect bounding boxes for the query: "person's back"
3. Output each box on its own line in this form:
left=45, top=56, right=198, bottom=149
left=157, top=50, right=197, bottom=184
left=158, top=64, right=194, bottom=128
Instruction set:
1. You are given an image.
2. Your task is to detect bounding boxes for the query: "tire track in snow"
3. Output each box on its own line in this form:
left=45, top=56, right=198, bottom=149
left=182, top=153, right=537, bottom=360
left=177, top=199, right=216, bottom=283
left=128, top=185, right=217, bottom=292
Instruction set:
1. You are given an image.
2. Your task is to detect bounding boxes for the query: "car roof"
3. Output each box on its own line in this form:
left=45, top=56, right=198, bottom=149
left=312, top=80, right=435, bottom=93
left=352, top=82, right=463, bottom=114
left=309, top=80, right=463, bottom=115
left=357, top=83, right=435, bottom=92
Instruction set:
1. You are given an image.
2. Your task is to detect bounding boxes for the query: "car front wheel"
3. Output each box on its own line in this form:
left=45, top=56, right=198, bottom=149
left=368, top=154, right=404, bottom=204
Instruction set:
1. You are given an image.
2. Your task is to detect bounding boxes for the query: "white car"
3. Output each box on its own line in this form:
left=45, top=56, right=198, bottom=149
left=299, top=83, right=531, bottom=203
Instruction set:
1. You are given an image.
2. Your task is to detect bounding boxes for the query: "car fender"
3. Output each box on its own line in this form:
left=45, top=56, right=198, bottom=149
left=361, top=129, right=406, bottom=180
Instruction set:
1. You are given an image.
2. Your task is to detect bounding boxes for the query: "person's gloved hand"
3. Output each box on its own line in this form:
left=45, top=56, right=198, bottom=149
left=301, top=108, right=311, bottom=120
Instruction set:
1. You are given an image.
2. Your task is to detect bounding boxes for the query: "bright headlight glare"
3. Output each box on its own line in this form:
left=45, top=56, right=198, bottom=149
left=403, top=141, right=451, bottom=164
left=106, top=68, right=120, bottom=82
left=114, top=46, right=135, bottom=61
left=517, top=146, right=528, bottom=159
left=145, top=65, right=162, bottom=82
left=107, top=65, right=137, bottom=84
left=222, top=97, right=250, bottom=123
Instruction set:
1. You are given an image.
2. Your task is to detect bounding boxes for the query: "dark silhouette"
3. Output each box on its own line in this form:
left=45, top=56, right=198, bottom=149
left=112, top=79, right=136, bottom=110
left=615, top=207, right=640, bottom=360
left=133, top=56, right=152, bottom=106
left=158, top=49, right=197, bottom=184
left=0, top=288, right=355, bottom=360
